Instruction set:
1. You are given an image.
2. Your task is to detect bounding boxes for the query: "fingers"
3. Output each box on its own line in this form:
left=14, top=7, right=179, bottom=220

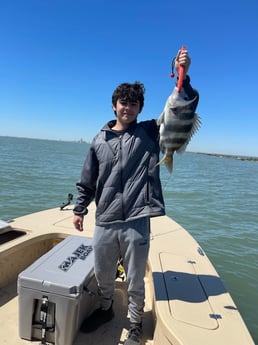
left=175, top=48, right=191, bottom=76
left=176, top=49, right=191, bottom=67
left=73, top=215, right=84, bottom=231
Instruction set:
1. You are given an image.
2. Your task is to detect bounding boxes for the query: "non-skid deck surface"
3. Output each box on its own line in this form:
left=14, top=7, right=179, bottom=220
left=1, top=280, right=154, bottom=345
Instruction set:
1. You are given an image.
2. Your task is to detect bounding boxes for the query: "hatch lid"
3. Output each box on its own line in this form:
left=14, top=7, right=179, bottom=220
left=159, top=253, right=218, bottom=329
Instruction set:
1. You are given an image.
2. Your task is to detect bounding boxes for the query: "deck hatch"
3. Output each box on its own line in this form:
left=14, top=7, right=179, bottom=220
left=159, top=253, right=218, bottom=329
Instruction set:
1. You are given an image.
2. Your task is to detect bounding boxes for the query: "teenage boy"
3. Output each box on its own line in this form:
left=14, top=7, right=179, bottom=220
left=73, top=49, right=197, bottom=345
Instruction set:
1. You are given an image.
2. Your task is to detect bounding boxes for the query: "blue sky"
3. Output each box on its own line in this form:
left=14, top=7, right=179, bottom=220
left=1, top=0, right=258, bottom=156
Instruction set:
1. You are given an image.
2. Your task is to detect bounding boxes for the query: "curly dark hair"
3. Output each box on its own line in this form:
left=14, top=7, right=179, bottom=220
left=112, top=81, right=145, bottom=114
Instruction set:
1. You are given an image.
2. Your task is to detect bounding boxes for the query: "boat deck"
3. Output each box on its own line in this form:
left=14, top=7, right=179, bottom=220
left=0, top=203, right=255, bottom=345
left=1, top=280, right=154, bottom=345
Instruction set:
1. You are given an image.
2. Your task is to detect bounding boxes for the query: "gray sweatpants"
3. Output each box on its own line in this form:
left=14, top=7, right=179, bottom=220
left=93, top=217, right=150, bottom=324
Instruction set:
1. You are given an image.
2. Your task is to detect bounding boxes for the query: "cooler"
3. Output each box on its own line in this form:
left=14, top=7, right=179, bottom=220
left=17, top=235, right=99, bottom=345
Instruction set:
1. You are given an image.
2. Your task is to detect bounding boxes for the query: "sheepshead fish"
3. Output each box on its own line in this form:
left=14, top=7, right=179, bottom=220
left=157, top=86, right=201, bottom=173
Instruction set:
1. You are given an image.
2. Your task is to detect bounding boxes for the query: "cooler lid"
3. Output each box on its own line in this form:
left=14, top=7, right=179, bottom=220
left=18, top=235, right=94, bottom=297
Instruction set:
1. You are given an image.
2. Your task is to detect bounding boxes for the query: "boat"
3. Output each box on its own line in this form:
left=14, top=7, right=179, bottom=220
left=0, top=200, right=255, bottom=345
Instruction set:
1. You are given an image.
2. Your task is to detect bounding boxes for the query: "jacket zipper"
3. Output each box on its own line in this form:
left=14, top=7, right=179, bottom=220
left=119, top=134, right=125, bottom=220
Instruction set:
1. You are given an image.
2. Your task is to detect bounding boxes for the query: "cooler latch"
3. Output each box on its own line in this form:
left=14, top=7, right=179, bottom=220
left=40, top=296, right=49, bottom=345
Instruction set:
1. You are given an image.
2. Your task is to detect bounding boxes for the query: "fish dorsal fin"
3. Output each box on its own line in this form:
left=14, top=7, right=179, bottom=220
left=176, top=114, right=202, bottom=153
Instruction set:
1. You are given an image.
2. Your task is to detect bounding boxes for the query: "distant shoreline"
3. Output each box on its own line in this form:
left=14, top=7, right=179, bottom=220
left=193, top=152, right=258, bottom=162
left=1, top=136, right=258, bottom=161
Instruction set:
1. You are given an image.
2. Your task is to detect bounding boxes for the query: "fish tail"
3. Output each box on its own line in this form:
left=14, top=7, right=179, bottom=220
left=165, top=157, right=173, bottom=173
left=157, top=155, right=173, bottom=173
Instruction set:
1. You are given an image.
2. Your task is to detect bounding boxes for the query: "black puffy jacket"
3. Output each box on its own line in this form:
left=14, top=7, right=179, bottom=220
left=74, top=119, right=165, bottom=225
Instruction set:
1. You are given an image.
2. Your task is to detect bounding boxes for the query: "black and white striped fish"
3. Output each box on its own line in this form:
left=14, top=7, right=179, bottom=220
left=157, top=86, right=201, bottom=173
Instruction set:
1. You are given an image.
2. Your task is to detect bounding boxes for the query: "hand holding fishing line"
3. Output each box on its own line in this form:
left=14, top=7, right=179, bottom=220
left=171, top=46, right=191, bottom=92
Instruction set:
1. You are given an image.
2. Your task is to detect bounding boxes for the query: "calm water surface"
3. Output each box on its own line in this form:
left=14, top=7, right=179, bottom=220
left=0, top=136, right=257, bottom=343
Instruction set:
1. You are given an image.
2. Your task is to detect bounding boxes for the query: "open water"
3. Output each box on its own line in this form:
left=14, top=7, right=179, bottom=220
left=0, top=136, right=257, bottom=343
